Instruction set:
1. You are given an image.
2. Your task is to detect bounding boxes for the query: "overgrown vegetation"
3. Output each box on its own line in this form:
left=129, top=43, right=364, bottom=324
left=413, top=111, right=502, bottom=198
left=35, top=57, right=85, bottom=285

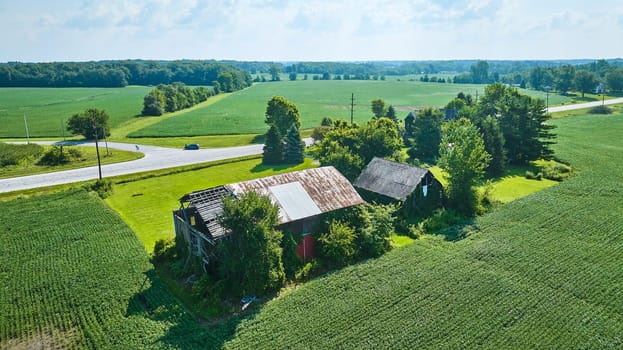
left=142, top=82, right=214, bottom=116
left=0, top=142, right=43, bottom=166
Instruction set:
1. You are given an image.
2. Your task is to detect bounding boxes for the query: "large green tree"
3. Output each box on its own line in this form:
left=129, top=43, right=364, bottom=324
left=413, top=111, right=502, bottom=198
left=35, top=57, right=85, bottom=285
left=470, top=60, right=490, bottom=84
left=217, top=192, right=285, bottom=296
left=314, top=118, right=401, bottom=180
left=269, top=64, right=281, bottom=81
left=438, top=118, right=491, bottom=216
left=575, top=70, right=598, bottom=98
left=67, top=108, right=110, bottom=140
left=371, top=98, right=386, bottom=118
left=284, top=124, right=305, bottom=164
left=265, top=96, right=301, bottom=136
left=410, top=108, right=444, bottom=160
left=555, top=65, right=576, bottom=94
left=263, top=124, right=284, bottom=165
left=605, top=68, right=623, bottom=92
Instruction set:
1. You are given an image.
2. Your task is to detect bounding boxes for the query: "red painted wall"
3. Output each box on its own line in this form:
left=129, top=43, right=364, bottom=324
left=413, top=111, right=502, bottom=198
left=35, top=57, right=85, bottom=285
left=295, top=234, right=315, bottom=260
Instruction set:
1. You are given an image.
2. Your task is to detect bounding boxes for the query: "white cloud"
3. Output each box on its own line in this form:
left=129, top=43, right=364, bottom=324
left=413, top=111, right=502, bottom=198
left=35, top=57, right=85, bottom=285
left=0, top=0, right=622, bottom=62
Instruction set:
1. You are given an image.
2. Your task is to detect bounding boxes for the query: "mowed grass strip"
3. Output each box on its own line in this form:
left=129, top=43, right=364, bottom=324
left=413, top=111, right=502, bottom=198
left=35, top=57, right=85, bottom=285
left=221, top=112, right=623, bottom=348
left=129, top=80, right=572, bottom=137
left=105, top=157, right=318, bottom=252
left=0, top=145, right=143, bottom=179
left=0, top=86, right=150, bottom=138
left=0, top=190, right=227, bottom=349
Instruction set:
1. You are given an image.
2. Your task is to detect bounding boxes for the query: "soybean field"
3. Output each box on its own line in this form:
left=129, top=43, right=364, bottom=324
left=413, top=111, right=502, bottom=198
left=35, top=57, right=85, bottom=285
left=0, top=86, right=149, bottom=138
left=0, top=190, right=235, bottom=349
left=128, top=80, right=571, bottom=137
left=222, top=111, right=623, bottom=348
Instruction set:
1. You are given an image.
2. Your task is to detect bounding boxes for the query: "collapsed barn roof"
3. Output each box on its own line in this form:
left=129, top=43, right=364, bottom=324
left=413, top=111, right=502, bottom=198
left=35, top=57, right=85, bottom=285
left=354, top=157, right=430, bottom=201
left=180, top=166, right=364, bottom=239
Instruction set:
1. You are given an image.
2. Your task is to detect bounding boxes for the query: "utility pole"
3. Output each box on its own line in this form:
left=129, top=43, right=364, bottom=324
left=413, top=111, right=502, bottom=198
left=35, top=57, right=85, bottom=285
left=61, top=118, right=66, bottom=142
left=93, top=121, right=102, bottom=180
left=103, top=126, right=110, bottom=156
left=24, top=114, right=30, bottom=144
left=350, top=93, right=355, bottom=124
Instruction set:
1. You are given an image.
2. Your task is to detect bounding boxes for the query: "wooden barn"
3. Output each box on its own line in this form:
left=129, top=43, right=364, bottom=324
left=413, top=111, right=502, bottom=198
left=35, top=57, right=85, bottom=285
left=354, top=157, right=444, bottom=216
left=173, top=166, right=364, bottom=268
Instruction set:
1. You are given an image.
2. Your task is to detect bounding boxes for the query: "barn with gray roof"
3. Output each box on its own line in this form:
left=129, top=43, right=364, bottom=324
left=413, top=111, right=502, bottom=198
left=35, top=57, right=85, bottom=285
left=354, top=157, right=443, bottom=216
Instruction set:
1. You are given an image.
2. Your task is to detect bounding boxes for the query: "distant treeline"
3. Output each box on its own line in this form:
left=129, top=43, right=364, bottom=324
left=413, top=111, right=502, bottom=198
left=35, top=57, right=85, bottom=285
left=0, top=60, right=252, bottom=88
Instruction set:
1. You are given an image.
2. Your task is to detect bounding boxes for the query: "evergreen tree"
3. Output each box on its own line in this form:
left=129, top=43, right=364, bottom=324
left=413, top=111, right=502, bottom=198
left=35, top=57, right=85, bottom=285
left=411, top=108, right=444, bottom=160
left=478, top=116, right=506, bottom=176
left=386, top=105, right=397, bottom=121
left=284, top=124, right=305, bottom=164
left=263, top=124, right=284, bottom=165
left=404, top=112, right=416, bottom=137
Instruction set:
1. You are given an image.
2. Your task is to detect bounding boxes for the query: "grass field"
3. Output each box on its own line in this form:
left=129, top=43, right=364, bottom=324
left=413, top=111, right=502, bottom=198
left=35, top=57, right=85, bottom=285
left=129, top=80, right=573, bottom=137
left=105, top=157, right=317, bottom=252
left=0, top=86, right=150, bottom=138
left=0, top=189, right=237, bottom=349
left=0, top=145, right=142, bottom=179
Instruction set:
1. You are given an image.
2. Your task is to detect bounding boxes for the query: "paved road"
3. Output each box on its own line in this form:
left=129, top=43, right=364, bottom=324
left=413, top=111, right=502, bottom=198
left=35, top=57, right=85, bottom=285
left=2, top=95, right=622, bottom=195
left=547, top=97, right=623, bottom=113
left=0, top=141, right=264, bottom=193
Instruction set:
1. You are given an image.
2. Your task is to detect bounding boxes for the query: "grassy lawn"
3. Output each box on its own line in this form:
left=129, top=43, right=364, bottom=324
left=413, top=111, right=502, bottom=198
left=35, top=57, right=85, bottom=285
left=128, top=80, right=572, bottom=137
left=0, top=86, right=150, bottom=138
left=105, top=157, right=318, bottom=252
left=0, top=145, right=142, bottom=179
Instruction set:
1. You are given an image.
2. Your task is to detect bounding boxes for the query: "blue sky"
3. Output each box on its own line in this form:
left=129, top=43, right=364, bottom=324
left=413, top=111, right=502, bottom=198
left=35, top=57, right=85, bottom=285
left=1, top=0, right=622, bottom=62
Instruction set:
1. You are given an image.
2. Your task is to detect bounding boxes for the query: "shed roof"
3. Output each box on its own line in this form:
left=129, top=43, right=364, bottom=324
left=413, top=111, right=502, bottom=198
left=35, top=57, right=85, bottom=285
left=354, top=157, right=429, bottom=201
left=181, top=166, right=364, bottom=239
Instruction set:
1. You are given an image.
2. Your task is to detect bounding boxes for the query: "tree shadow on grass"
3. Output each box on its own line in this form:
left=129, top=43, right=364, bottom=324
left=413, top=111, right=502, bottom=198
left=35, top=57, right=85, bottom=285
left=251, top=162, right=304, bottom=173
left=251, top=134, right=265, bottom=144
left=126, top=268, right=263, bottom=349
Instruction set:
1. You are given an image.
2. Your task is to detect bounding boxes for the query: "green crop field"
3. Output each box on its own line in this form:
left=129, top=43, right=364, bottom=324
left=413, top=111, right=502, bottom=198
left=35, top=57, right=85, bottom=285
left=129, top=80, right=572, bottom=137
left=0, top=86, right=150, bottom=138
left=2, top=110, right=622, bottom=348
left=0, top=189, right=237, bottom=349
left=219, top=111, right=623, bottom=348
left=105, top=157, right=317, bottom=252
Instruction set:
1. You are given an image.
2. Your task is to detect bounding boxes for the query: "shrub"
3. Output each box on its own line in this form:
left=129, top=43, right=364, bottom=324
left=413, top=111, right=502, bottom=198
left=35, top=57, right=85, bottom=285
left=356, top=203, right=396, bottom=258
left=153, top=237, right=176, bottom=263
left=588, top=105, right=613, bottom=114
left=407, top=225, right=423, bottom=239
left=525, top=171, right=543, bottom=180
left=418, top=209, right=463, bottom=233
left=84, top=179, right=114, bottom=198
left=295, top=260, right=321, bottom=281
left=37, top=146, right=70, bottom=166
left=318, top=220, right=356, bottom=267
left=541, top=161, right=572, bottom=181
left=0, top=143, right=43, bottom=166
left=281, top=232, right=303, bottom=280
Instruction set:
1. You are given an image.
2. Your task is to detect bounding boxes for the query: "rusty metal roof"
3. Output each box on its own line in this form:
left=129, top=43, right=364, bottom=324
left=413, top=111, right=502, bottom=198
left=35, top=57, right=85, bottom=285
left=226, top=166, right=364, bottom=224
left=354, top=157, right=429, bottom=201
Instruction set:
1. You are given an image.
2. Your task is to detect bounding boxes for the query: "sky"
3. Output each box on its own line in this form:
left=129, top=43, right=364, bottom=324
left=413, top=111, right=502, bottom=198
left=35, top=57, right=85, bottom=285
left=1, top=0, right=622, bottom=62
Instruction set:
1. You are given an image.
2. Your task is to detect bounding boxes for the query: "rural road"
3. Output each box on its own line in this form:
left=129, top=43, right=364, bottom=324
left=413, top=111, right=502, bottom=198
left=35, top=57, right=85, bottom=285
left=546, top=97, right=623, bottom=113
left=0, top=142, right=264, bottom=193
left=2, top=95, right=622, bottom=195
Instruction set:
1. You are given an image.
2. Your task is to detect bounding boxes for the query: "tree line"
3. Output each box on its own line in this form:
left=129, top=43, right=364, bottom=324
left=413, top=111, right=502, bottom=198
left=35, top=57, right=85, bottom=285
left=0, top=60, right=252, bottom=88
left=142, top=83, right=213, bottom=116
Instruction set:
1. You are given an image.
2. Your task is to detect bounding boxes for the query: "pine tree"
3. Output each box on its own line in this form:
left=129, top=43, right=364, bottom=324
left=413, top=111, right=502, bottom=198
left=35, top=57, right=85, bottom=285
left=263, top=124, right=284, bottom=165
left=284, top=124, right=305, bottom=164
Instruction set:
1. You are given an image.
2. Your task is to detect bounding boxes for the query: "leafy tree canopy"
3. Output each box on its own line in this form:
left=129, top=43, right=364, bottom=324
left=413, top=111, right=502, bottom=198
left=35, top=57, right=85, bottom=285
left=67, top=108, right=110, bottom=140
left=265, top=96, right=301, bottom=136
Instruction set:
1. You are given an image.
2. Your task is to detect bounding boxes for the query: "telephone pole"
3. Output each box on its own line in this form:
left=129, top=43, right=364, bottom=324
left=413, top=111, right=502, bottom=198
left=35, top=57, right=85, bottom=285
left=350, top=93, right=355, bottom=124
left=24, top=114, right=30, bottom=144
left=93, top=121, right=102, bottom=180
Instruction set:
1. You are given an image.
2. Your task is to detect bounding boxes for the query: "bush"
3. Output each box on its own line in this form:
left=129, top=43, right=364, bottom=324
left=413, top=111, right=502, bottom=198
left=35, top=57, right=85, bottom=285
left=541, top=162, right=572, bottom=181
left=281, top=232, right=303, bottom=280
left=84, top=179, right=114, bottom=198
left=418, top=209, right=463, bottom=233
left=356, top=203, right=396, bottom=258
left=0, top=143, right=43, bottom=166
left=407, top=225, right=423, bottom=239
left=318, top=220, right=356, bottom=268
left=37, top=146, right=71, bottom=166
left=295, top=260, right=321, bottom=281
left=588, top=105, right=613, bottom=114
left=153, top=237, right=176, bottom=263
left=525, top=171, right=543, bottom=180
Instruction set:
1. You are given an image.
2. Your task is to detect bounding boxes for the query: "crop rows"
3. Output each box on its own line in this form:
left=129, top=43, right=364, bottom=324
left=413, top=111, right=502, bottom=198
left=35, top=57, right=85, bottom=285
left=222, top=112, right=623, bottom=348
left=0, top=190, right=227, bottom=349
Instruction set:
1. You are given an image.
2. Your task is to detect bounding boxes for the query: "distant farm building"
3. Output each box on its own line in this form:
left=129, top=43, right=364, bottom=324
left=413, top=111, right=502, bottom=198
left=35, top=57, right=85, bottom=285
left=173, top=166, right=364, bottom=268
left=354, top=157, right=443, bottom=216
